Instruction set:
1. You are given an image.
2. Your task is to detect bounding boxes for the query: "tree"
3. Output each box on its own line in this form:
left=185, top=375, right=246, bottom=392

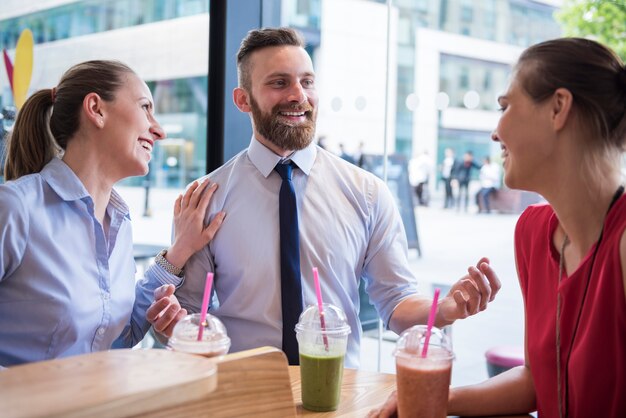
left=556, top=0, right=626, bottom=62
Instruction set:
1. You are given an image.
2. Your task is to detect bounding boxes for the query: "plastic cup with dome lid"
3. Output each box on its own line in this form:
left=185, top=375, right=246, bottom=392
left=295, top=303, right=351, bottom=412
left=168, top=313, right=230, bottom=358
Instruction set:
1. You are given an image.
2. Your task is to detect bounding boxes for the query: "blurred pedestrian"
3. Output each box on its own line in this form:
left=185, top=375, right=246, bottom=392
left=441, top=147, right=456, bottom=208
left=454, top=151, right=480, bottom=212
left=477, top=156, right=501, bottom=213
left=339, top=143, right=356, bottom=164
left=409, top=150, right=432, bottom=206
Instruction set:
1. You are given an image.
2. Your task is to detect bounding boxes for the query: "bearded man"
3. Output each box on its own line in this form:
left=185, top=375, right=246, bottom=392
left=175, top=27, right=500, bottom=367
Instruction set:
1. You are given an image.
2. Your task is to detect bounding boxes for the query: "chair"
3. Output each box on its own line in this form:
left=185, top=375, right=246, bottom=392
left=485, top=345, right=524, bottom=377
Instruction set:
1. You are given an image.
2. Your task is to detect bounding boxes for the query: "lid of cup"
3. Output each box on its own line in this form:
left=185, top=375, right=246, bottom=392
left=295, top=303, right=351, bottom=335
left=168, top=313, right=231, bottom=354
left=394, top=325, right=453, bottom=359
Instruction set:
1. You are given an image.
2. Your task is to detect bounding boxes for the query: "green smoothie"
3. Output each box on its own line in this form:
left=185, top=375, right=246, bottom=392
left=299, top=352, right=345, bottom=411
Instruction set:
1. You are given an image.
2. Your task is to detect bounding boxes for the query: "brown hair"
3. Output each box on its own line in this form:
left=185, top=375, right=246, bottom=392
left=516, top=37, right=626, bottom=150
left=236, top=27, right=305, bottom=91
left=3, top=60, right=135, bottom=180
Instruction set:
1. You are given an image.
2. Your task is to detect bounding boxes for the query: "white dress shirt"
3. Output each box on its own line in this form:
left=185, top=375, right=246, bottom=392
left=176, top=138, right=418, bottom=368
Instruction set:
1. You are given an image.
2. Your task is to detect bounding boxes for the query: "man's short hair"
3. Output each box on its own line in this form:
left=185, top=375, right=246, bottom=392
left=237, top=27, right=305, bottom=91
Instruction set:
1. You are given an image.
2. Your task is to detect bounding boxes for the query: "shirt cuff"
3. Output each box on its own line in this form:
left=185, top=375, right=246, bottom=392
left=146, top=263, right=184, bottom=287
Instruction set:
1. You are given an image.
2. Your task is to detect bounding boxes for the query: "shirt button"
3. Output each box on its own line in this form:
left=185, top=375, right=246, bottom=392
left=103, top=293, right=110, bottom=301
left=97, top=328, right=105, bottom=336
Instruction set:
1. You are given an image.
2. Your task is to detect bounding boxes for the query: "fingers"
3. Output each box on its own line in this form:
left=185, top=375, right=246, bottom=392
left=188, top=179, right=214, bottom=209
left=379, top=390, right=399, bottom=418
left=454, top=258, right=501, bottom=315
left=479, top=261, right=501, bottom=302
left=197, top=181, right=219, bottom=212
left=176, top=178, right=219, bottom=221
left=153, top=284, right=175, bottom=301
left=147, top=285, right=184, bottom=337
left=475, top=256, right=490, bottom=269
left=443, top=258, right=500, bottom=322
left=452, top=289, right=468, bottom=310
left=454, top=279, right=481, bottom=316
left=155, top=303, right=180, bottom=332
left=464, top=278, right=481, bottom=314
left=367, top=391, right=398, bottom=418
left=148, top=299, right=186, bottom=336
left=181, top=180, right=199, bottom=209
left=467, top=265, right=490, bottom=311
left=170, top=177, right=224, bottom=258
left=180, top=178, right=217, bottom=212
left=173, top=194, right=183, bottom=217
left=153, top=304, right=186, bottom=336
left=147, top=285, right=176, bottom=323
left=160, top=307, right=188, bottom=338
left=203, top=211, right=226, bottom=241
left=146, top=297, right=171, bottom=323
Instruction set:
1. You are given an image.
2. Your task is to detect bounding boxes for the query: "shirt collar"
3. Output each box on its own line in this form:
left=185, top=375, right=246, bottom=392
left=247, top=136, right=317, bottom=178
left=41, top=158, right=90, bottom=202
left=41, top=157, right=130, bottom=219
left=109, top=189, right=131, bottom=220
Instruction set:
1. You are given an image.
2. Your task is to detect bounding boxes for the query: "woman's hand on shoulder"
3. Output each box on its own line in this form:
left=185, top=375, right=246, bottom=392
left=167, top=179, right=225, bottom=268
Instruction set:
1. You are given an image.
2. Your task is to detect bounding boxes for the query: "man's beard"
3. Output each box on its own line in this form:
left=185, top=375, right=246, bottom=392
left=250, top=95, right=317, bottom=151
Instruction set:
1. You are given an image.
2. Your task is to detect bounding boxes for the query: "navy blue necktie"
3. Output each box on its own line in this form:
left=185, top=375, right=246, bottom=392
left=274, top=162, right=303, bottom=365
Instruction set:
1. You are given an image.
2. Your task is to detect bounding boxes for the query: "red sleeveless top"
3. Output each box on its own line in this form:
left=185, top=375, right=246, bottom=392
left=515, top=198, right=626, bottom=418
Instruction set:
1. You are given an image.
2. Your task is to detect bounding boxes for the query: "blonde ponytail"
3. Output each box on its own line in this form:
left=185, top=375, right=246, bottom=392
left=3, top=89, right=59, bottom=181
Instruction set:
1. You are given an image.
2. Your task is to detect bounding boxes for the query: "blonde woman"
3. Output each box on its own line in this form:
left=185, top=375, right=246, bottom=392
left=0, top=60, right=224, bottom=367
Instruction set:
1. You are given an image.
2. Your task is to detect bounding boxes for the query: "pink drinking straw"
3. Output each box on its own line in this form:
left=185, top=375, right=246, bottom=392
left=197, top=272, right=214, bottom=341
left=312, top=267, right=330, bottom=351
left=421, top=287, right=441, bottom=358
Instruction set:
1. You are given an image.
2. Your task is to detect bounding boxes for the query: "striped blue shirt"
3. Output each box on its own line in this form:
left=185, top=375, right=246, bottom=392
left=0, top=158, right=178, bottom=367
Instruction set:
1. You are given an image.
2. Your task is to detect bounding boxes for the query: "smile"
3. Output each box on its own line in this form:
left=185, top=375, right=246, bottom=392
left=139, top=139, right=153, bottom=152
left=500, top=144, right=509, bottom=161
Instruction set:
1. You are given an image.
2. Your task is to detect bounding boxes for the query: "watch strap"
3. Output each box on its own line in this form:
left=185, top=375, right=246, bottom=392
left=155, top=249, right=184, bottom=277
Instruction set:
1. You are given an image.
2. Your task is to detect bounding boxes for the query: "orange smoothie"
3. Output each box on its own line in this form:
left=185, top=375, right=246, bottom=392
left=395, top=348, right=452, bottom=418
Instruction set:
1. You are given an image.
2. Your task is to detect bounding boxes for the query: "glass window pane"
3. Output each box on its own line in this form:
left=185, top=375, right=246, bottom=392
left=305, top=0, right=561, bottom=380
left=0, top=1, right=209, bottom=249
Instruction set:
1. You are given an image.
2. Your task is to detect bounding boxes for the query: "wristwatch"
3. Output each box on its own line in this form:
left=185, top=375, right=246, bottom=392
left=155, top=249, right=184, bottom=277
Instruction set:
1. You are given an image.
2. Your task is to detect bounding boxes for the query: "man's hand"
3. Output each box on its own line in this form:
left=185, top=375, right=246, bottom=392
left=438, top=257, right=501, bottom=324
left=146, top=284, right=187, bottom=338
left=367, top=390, right=398, bottom=418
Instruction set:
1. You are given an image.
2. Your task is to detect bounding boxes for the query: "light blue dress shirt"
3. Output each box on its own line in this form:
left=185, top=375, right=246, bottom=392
left=176, top=138, right=418, bottom=368
left=0, top=158, right=179, bottom=367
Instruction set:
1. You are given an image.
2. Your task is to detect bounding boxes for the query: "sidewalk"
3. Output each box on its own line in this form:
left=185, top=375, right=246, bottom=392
left=120, top=186, right=526, bottom=387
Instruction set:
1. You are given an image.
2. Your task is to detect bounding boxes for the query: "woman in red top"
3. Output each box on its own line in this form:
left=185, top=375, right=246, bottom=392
left=370, top=38, right=626, bottom=418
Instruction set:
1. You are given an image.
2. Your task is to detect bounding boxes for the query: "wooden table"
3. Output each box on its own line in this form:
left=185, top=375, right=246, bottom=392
left=289, top=366, right=396, bottom=417
left=0, top=348, right=534, bottom=417
left=0, top=349, right=219, bottom=418
left=288, top=366, right=533, bottom=418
